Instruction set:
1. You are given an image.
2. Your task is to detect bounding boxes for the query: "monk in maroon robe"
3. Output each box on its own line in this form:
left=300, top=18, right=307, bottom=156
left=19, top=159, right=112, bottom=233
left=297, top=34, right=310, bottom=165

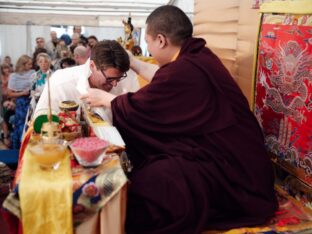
left=82, top=5, right=277, bottom=234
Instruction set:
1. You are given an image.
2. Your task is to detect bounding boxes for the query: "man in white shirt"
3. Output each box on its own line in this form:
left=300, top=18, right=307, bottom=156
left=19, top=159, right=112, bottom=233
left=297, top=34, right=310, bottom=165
left=35, top=40, right=140, bottom=122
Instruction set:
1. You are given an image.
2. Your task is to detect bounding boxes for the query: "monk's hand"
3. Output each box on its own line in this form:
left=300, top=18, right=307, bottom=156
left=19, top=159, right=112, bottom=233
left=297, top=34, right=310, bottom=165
left=80, top=88, right=116, bottom=109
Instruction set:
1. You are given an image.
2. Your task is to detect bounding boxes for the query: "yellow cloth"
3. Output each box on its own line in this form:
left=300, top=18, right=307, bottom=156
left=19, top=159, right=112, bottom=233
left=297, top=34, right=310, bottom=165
left=136, top=56, right=158, bottom=88
left=170, top=49, right=180, bottom=62
left=19, top=147, right=73, bottom=234
left=260, top=0, right=312, bottom=14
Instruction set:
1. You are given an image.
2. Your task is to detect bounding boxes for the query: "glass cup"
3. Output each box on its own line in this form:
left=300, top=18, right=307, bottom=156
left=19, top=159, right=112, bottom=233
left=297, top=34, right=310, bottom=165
left=28, top=139, right=67, bottom=170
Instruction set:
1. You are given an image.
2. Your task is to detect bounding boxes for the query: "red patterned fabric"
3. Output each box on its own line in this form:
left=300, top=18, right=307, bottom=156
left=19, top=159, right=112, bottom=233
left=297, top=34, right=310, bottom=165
left=254, top=14, right=312, bottom=186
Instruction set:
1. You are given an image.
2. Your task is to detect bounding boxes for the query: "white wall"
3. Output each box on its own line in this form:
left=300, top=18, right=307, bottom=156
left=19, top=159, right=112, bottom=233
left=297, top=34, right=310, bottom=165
left=0, top=25, right=28, bottom=65
left=0, top=24, right=51, bottom=65
left=174, top=0, right=194, bottom=20
left=84, top=27, right=125, bottom=41
left=0, top=0, right=194, bottom=65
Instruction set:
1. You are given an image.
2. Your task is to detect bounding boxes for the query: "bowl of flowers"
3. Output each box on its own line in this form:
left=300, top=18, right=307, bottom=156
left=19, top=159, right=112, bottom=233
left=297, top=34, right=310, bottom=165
left=70, top=137, right=109, bottom=167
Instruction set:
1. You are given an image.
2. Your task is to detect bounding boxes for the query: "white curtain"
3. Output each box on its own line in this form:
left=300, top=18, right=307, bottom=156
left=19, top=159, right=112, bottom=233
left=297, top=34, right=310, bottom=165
left=193, top=0, right=259, bottom=104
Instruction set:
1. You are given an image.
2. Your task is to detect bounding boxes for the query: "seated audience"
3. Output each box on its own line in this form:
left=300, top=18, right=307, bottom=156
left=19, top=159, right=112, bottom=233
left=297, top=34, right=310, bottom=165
left=81, top=6, right=277, bottom=234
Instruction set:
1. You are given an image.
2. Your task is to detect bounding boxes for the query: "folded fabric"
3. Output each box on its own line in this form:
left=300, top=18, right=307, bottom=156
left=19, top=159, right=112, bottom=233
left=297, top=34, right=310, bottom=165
left=19, top=147, right=73, bottom=234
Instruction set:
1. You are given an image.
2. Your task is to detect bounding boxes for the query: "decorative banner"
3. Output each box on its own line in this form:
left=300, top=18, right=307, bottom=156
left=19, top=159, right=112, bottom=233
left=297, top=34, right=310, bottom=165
left=254, top=13, right=312, bottom=186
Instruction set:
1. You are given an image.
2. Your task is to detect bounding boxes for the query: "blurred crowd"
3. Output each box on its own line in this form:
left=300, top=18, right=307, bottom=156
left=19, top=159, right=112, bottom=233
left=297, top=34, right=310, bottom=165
left=0, top=25, right=143, bottom=150
left=0, top=26, right=96, bottom=149
left=0, top=25, right=142, bottom=150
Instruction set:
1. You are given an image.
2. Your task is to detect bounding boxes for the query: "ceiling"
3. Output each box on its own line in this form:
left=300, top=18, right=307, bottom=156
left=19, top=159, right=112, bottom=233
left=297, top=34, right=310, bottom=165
left=0, top=0, right=191, bottom=27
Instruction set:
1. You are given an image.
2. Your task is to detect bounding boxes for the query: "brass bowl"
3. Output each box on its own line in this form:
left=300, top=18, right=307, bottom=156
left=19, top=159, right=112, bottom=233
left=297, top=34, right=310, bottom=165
left=59, top=100, right=79, bottom=112
left=61, top=131, right=82, bottom=142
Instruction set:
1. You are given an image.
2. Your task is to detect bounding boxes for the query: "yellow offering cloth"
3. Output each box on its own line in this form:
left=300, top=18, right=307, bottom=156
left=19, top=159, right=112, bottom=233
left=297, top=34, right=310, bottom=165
left=19, top=147, right=73, bottom=234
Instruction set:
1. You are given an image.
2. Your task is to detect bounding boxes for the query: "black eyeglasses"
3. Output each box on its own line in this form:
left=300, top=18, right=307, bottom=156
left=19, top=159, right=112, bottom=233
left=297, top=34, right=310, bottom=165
left=100, top=69, right=127, bottom=83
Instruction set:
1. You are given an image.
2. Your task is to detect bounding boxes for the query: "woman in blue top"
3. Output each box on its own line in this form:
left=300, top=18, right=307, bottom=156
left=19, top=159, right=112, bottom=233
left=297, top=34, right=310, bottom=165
left=8, top=55, right=35, bottom=149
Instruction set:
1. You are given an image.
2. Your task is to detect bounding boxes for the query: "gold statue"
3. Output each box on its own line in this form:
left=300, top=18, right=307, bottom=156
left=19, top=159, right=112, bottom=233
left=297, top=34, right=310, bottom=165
left=121, top=13, right=135, bottom=50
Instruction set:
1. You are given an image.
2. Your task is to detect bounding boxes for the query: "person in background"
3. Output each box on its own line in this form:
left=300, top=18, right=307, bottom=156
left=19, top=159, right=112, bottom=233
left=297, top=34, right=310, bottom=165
left=46, top=31, right=59, bottom=62
left=69, top=33, right=80, bottom=57
left=8, top=55, right=34, bottom=149
left=0, top=115, right=7, bottom=148
left=1, top=99, right=15, bottom=148
left=131, top=45, right=143, bottom=56
left=60, top=57, right=76, bottom=69
left=54, top=39, right=71, bottom=70
left=3, top=56, right=14, bottom=73
left=60, top=34, right=72, bottom=47
left=1, top=63, right=13, bottom=147
left=1, top=63, right=12, bottom=102
left=34, top=37, right=53, bottom=59
left=73, top=25, right=88, bottom=45
left=35, top=40, right=139, bottom=119
left=35, top=37, right=46, bottom=50
left=73, top=46, right=89, bottom=65
left=31, top=53, right=52, bottom=100
left=32, top=47, right=49, bottom=71
left=81, top=5, right=277, bottom=234
left=87, top=35, right=98, bottom=56
left=87, top=35, right=98, bottom=49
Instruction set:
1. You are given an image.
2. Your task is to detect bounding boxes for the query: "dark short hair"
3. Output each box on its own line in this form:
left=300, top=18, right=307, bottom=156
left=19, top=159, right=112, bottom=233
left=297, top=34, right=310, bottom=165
left=91, top=40, right=129, bottom=73
left=146, top=5, right=193, bottom=46
left=60, top=57, right=76, bottom=69
left=88, top=35, right=98, bottom=41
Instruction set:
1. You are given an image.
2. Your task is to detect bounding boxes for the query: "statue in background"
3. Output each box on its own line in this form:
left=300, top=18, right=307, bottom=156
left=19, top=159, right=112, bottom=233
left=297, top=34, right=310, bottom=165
left=118, top=13, right=135, bottom=50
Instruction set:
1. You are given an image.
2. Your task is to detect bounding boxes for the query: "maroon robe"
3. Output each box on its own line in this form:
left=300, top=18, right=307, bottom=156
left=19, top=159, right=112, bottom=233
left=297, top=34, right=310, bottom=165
left=111, top=37, right=277, bottom=234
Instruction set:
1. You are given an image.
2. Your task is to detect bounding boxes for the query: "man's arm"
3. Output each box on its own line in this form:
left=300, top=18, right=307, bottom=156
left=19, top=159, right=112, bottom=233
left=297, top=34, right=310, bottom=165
left=7, top=89, right=30, bottom=98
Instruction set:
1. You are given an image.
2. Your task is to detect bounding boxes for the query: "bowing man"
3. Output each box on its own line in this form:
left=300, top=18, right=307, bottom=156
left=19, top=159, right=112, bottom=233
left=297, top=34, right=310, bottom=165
left=35, top=40, right=139, bottom=122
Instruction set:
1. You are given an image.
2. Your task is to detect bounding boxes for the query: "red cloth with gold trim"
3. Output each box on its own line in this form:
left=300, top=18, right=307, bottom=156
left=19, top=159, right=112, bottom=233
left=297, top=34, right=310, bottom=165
left=254, top=13, right=312, bottom=186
